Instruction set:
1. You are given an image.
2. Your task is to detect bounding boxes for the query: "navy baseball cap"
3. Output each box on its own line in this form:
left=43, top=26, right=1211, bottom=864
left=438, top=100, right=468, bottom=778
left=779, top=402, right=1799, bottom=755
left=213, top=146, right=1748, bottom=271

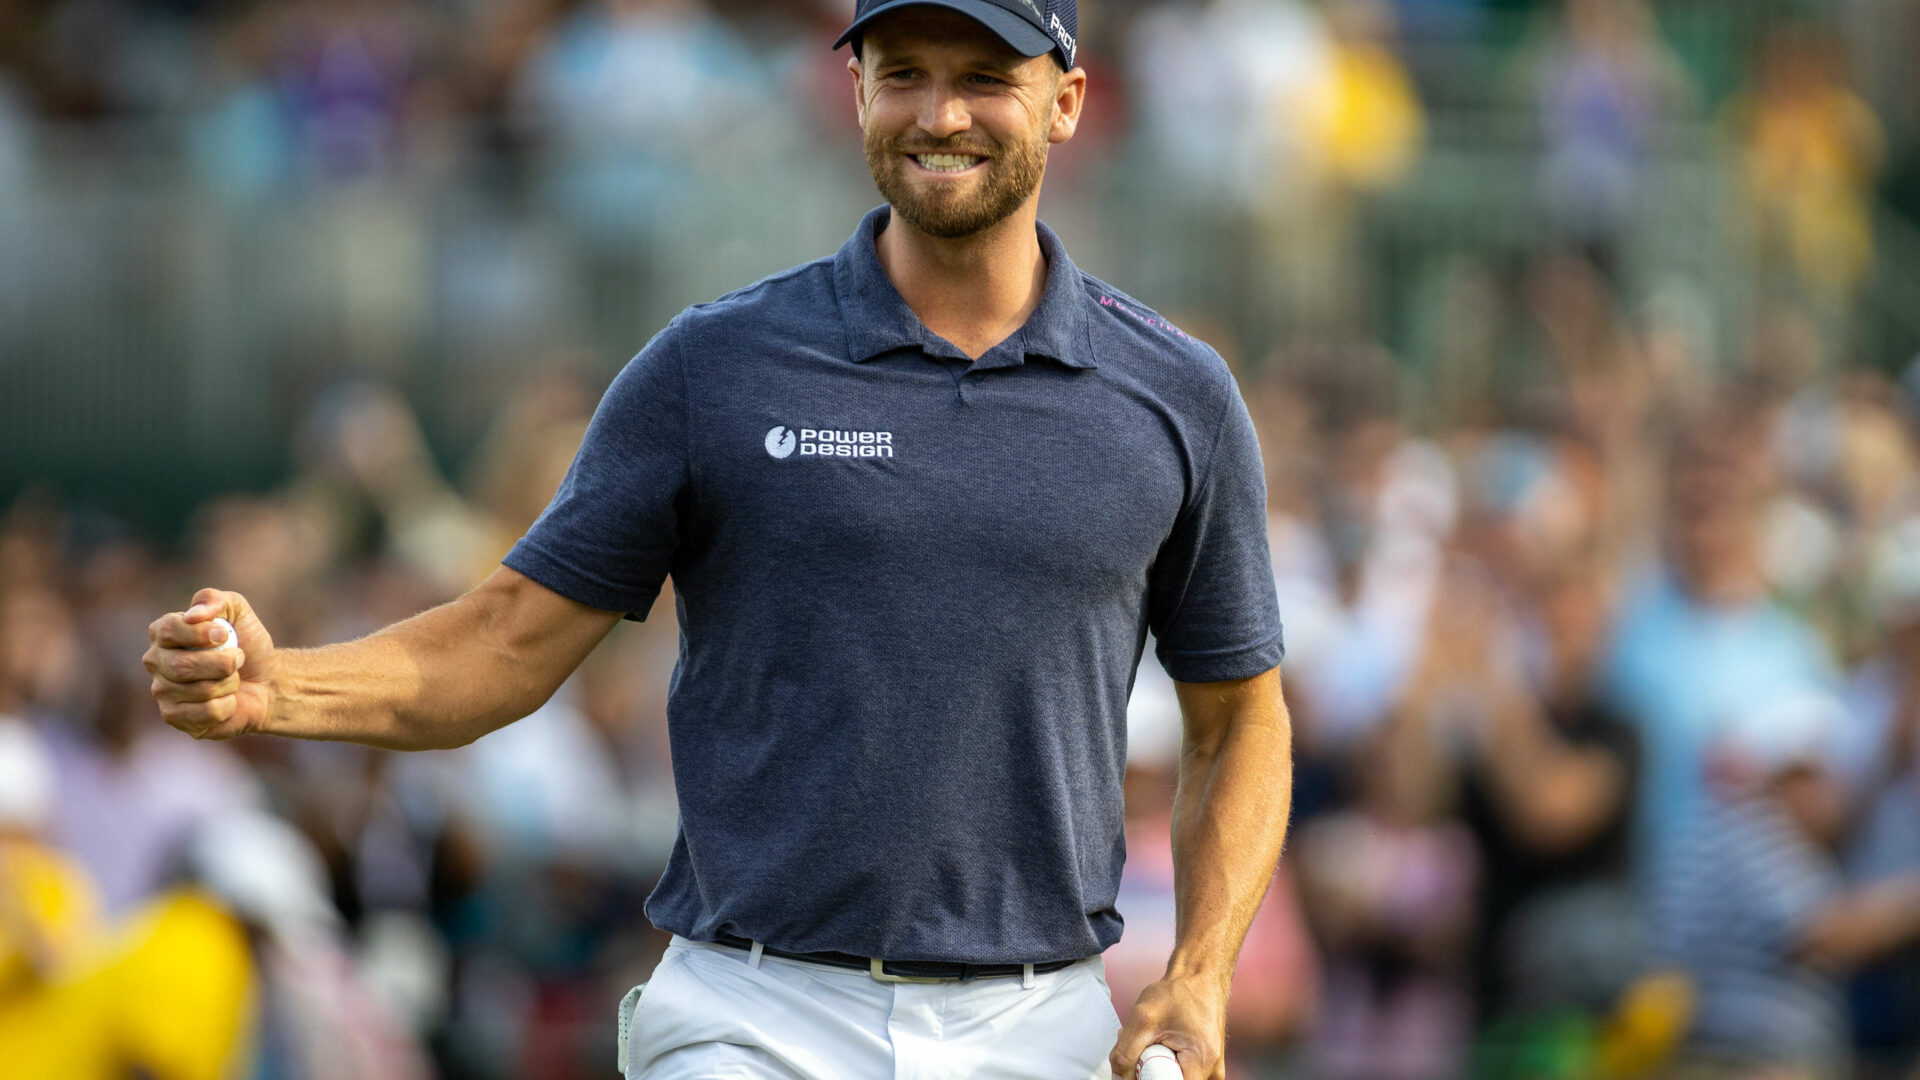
left=835, top=0, right=1078, bottom=70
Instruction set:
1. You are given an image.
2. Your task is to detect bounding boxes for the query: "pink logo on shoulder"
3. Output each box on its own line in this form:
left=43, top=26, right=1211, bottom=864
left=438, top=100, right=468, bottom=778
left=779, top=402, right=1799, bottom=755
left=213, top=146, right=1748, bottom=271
left=1099, top=295, right=1193, bottom=342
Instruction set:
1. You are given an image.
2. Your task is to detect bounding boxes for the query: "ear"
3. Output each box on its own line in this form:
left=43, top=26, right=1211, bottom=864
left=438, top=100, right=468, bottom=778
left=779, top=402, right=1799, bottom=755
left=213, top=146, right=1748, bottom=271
left=849, top=55, right=868, bottom=127
left=1047, top=66, right=1088, bottom=145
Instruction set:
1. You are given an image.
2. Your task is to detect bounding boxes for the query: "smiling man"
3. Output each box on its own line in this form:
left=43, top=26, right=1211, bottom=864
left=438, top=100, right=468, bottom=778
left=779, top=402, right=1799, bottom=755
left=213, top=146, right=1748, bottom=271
left=144, top=1, right=1292, bottom=1077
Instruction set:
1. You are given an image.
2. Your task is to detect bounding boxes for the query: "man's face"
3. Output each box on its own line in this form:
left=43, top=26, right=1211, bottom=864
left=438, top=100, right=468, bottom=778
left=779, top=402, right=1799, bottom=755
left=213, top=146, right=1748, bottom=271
left=1667, top=446, right=1762, bottom=584
left=850, top=7, right=1080, bottom=239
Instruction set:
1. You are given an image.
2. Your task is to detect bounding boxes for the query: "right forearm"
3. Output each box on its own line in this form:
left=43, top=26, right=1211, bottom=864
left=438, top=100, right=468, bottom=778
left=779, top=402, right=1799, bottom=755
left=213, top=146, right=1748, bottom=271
left=265, top=596, right=545, bottom=750
left=152, top=566, right=619, bottom=748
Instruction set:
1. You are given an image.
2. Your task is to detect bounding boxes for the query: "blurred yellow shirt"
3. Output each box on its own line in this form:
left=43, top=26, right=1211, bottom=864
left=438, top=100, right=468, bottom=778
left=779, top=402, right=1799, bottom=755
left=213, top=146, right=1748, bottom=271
left=1307, top=42, right=1426, bottom=193
left=0, top=841, right=103, bottom=993
left=1737, top=86, right=1884, bottom=293
left=0, top=887, right=256, bottom=1080
left=0, top=840, right=106, bottom=1077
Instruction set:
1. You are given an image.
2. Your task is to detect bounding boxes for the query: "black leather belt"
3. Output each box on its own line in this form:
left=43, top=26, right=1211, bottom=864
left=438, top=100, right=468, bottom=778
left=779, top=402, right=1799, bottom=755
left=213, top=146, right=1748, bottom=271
left=710, top=933, right=1082, bottom=983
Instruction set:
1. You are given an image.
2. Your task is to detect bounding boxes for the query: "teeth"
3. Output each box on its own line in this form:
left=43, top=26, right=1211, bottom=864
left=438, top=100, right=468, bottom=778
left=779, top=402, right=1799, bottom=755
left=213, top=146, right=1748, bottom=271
left=915, top=154, right=982, bottom=172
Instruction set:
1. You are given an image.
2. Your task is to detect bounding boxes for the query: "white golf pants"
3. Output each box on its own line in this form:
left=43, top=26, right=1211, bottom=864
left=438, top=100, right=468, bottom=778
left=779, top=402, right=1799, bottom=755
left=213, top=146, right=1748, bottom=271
left=618, top=936, right=1120, bottom=1079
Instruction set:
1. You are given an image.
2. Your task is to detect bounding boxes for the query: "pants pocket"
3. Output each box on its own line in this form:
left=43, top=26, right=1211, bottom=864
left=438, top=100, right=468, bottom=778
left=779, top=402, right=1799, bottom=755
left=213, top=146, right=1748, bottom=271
left=617, top=982, right=648, bottom=1079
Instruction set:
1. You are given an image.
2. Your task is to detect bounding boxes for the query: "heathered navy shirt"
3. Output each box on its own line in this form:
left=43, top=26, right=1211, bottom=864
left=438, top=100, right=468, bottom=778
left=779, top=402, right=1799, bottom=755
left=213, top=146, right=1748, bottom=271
left=504, top=206, right=1284, bottom=964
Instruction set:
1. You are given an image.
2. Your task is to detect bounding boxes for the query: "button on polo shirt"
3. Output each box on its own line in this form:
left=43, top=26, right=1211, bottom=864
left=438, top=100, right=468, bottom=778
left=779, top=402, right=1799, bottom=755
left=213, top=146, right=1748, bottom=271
left=505, top=206, right=1284, bottom=964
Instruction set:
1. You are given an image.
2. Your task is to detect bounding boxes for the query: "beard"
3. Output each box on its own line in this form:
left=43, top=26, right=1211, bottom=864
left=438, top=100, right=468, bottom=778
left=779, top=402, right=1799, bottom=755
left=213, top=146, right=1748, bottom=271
left=864, top=125, right=1049, bottom=239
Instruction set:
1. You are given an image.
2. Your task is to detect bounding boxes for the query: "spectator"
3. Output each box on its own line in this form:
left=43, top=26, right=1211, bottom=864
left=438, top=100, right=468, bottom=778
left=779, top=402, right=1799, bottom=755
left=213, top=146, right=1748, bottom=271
left=16, top=808, right=431, bottom=1080
left=240, top=0, right=453, bottom=181
left=1124, top=0, right=1330, bottom=212
left=41, top=659, right=262, bottom=916
left=1657, top=693, right=1920, bottom=1078
left=1282, top=0, right=1426, bottom=330
left=1835, top=522, right=1920, bottom=1069
left=1120, top=0, right=1332, bottom=341
left=184, top=811, right=434, bottom=1080
left=1268, top=344, right=1455, bottom=758
left=513, top=0, right=768, bottom=245
left=1440, top=559, right=1639, bottom=1065
left=291, top=380, right=500, bottom=601
left=0, top=716, right=106, bottom=1074
left=1605, top=406, right=1837, bottom=877
left=1730, top=20, right=1885, bottom=320
left=1297, top=660, right=1478, bottom=1080
left=1531, top=0, right=1689, bottom=277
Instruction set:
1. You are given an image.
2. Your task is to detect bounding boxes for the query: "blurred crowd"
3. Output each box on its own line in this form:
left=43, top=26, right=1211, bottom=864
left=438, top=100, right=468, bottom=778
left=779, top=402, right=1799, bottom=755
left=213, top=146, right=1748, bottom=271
left=6, top=0, right=1920, bottom=1079
left=0, top=0, right=1908, bottom=351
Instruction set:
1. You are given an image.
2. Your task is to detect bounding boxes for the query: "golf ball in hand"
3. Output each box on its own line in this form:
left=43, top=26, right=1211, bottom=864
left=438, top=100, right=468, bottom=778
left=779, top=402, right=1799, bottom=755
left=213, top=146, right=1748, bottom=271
left=1139, top=1045, right=1181, bottom=1080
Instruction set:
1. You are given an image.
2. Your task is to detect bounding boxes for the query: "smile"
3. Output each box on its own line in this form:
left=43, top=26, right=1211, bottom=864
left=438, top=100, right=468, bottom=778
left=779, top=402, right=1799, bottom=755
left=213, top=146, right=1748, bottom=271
left=911, top=153, right=986, bottom=173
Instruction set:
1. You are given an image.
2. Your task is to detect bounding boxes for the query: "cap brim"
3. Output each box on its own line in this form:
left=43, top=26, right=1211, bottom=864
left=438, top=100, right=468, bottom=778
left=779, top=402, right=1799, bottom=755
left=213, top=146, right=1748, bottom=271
left=834, top=0, right=1055, bottom=60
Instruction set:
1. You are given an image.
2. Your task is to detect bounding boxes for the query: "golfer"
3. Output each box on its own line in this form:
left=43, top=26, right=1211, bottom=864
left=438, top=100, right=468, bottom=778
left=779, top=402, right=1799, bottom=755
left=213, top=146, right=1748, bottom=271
left=145, top=1, right=1294, bottom=1076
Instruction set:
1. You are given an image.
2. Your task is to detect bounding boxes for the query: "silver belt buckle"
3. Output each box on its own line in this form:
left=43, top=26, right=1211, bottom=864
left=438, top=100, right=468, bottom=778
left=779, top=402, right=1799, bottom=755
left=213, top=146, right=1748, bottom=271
left=868, top=957, right=952, bottom=984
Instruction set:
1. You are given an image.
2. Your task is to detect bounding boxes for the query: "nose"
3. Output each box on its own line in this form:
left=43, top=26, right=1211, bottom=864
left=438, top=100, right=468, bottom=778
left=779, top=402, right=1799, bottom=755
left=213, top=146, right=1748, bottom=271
left=917, top=80, right=971, bottom=140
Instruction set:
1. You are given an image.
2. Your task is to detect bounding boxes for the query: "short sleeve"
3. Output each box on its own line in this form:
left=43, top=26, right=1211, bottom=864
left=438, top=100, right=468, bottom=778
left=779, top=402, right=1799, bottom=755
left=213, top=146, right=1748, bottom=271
left=502, top=325, right=689, bottom=620
left=1149, top=374, right=1285, bottom=682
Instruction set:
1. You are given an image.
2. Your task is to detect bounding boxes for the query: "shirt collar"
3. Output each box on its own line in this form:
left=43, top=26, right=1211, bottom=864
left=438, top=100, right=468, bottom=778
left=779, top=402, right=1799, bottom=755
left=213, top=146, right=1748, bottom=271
left=832, top=205, right=1096, bottom=370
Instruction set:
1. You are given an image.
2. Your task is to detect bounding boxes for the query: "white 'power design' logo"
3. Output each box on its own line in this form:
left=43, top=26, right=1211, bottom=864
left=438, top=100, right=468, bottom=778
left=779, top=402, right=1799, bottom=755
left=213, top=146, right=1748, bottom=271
left=765, top=426, right=894, bottom=460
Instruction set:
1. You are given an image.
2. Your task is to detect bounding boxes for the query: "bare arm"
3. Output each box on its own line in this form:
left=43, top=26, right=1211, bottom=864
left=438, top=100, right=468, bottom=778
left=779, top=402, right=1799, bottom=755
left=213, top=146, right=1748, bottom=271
left=145, top=566, right=624, bottom=751
left=1796, top=873, right=1920, bottom=973
left=1109, top=665, right=1294, bottom=1080
left=1393, top=565, right=1626, bottom=857
left=1475, top=682, right=1628, bottom=857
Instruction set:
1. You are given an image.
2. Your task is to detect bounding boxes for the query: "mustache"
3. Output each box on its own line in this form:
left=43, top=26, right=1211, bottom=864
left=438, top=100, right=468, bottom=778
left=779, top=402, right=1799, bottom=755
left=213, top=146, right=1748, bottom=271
left=884, top=138, right=997, bottom=158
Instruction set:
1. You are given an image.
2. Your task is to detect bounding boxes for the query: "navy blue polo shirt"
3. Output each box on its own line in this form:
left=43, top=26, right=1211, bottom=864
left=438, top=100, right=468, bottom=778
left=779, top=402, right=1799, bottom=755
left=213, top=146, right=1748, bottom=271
left=504, top=206, right=1283, bottom=964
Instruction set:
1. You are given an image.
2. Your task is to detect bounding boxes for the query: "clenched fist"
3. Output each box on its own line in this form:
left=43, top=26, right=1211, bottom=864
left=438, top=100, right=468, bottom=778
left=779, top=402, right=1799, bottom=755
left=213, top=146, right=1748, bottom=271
left=144, top=589, right=277, bottom=740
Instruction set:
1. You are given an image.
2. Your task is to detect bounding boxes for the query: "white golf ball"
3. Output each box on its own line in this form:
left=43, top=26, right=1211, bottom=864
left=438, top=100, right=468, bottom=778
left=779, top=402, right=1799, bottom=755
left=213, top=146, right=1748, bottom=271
left=1139, top=1045, right=1181, bottom=1080
left=205, top=617, right=240, bottom=652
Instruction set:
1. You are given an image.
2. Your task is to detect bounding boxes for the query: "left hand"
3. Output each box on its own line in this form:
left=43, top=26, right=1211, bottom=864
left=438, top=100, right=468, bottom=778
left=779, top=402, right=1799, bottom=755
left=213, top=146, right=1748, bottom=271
left=1108, top=971, right=1228, bottom=1079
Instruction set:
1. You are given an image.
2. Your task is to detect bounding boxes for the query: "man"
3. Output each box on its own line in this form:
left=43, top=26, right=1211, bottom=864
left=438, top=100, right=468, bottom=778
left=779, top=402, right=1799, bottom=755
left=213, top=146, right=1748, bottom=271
left=145, top=1, right=1293, bottom=1076
left=1604, top=408, right=1834, bottom=877
left=1656, top=693, right=1920, bottom=1076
